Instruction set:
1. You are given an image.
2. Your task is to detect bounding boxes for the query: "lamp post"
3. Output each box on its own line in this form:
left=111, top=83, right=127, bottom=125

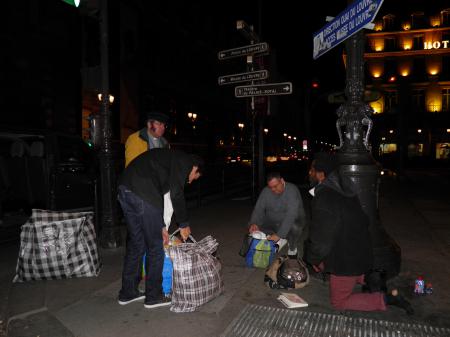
left=335, top=28, right=400, bottom=278
left=187, top=112, right=198, bottom=127
left=97, top=0, right=121, bottom=248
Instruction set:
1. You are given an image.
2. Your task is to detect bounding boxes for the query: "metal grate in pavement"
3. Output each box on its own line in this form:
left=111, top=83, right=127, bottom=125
left=221, top=304, right=450, bottom=337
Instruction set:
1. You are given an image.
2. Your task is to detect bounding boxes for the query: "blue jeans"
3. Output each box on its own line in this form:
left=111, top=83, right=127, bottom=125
left=118, top=185, right=164, bottom=301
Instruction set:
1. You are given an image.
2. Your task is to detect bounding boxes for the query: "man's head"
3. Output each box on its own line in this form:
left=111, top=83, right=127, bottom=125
left=309, top=152, right=338, bottom=185
left=266, top=172, right=285, bottom=195
left=146, top=111, right=169, bottom=138
left=188, top=154, right=204, bottom=184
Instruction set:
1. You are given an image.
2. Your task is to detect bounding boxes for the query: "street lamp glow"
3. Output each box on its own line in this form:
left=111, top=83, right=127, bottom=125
left=238, top=123, right=244, bottom=129
left=192, top=113, right=197, bottom=120
left=264, top=128, right=268, bottom=134
left=417, top=129, right=422, bottom=133
left=389, top=129, right=394, bottom=134
left=188, top=112, right=193, bottom=118
left=283, top=133, right=287, bottom=137
left=97, top=93, right=114, bottom=103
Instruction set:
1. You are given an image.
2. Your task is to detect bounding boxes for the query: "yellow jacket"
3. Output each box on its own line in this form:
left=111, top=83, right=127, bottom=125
left=125, top=128, right=169, bottom=167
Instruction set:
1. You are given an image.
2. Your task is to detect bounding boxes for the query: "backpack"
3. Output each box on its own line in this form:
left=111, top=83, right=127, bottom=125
left=245, top=239, right=276, bottom=268
left=264, top=256, right=310, bottom=289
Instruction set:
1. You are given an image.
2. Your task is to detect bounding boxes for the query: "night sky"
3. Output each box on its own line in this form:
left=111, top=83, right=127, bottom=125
left=1, top=0, right=448, bottom=147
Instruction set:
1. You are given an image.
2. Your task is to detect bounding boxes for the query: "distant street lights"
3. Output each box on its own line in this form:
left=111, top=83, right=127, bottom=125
left=187, top=112, right=198, bottom=129
left=238, top=123, right=245, bottom=143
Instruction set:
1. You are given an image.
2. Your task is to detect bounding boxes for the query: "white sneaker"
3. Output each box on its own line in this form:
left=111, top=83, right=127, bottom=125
left=276, top=239, right=288, bottom=252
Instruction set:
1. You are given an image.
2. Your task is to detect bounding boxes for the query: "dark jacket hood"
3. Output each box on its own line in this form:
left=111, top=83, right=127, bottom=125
left=316, top=171, right=357, bottom=197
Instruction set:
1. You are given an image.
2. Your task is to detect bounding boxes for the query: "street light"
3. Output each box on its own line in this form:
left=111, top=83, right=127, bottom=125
left=97, top=93, right=114, bottom=104
left=263, top=128, right=268, bottom=134
left=187, top=112, right=198, bottom=130
left=238, top=123, right=245, bottom=144
left=187, top=112, right=197, bottom=121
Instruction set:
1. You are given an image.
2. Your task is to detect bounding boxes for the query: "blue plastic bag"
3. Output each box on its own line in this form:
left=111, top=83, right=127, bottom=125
left=142, top=250, right=173, bottom=295
left=245, top=239, right=276, bottom=268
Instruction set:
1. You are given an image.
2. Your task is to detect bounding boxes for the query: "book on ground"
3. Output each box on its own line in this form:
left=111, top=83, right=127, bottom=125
left=277, top=292, right=308, bottom=308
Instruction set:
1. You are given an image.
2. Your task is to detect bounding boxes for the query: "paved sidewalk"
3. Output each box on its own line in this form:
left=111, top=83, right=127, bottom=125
left=3, top=174, right=450, bottom=337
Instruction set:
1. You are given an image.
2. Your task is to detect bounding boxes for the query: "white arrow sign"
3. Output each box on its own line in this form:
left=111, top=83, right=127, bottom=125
left=235, top=82, right=293, bottom=97
left=218, top=42, right=269, bottom=60
left=218, top=70, right=269, bottom=85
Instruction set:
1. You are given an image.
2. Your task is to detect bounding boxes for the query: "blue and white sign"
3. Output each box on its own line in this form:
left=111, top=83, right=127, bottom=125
left=313, top=0, right=384, bottom=59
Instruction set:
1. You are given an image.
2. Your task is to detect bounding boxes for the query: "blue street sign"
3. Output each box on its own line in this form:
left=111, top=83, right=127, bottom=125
left=313, top=0, right=384, bottom=59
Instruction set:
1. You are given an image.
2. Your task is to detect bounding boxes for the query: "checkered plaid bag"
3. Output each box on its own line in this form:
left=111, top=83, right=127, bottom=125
left=168, top=235, right=224, bottom=313
left=13, top=209, right=101, bottom=282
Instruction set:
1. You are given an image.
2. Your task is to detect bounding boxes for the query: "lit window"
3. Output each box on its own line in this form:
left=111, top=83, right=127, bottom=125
left=370, top=101, right=383, bottom=114
left=442, top=89, right=450, bottom=112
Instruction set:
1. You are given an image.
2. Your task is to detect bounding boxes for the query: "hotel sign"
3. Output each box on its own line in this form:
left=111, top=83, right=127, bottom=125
left=424, top=40, right=450, bottom=50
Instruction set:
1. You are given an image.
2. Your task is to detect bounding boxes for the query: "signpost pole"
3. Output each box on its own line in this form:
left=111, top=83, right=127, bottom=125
left=247, top=55, right=257, bottom=202
left=238, top=21, right=261, bottom=203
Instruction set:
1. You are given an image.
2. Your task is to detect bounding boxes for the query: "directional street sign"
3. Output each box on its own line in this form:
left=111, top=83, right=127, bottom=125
left=218, top=42, right=269, bottom=60
left=313, top=0, right=384, bottom=59
left=235, top=82, right=292, bottom=98
left=218, top=70, right=269, bottom=85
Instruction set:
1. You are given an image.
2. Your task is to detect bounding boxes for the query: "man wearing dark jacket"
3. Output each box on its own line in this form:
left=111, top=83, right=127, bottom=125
left=117, top=148, right=203, bottom=309
left=305, top=152, right=413, bottom=314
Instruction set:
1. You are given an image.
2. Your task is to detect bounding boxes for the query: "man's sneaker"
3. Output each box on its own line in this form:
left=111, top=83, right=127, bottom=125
left=275, top=239, right=288, bottom=252
left=118, top=292, right=145, bottom=305
left=144, top=295, right=171, bottom=309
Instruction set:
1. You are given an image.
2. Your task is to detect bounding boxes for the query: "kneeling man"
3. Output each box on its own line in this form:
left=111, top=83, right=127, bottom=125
left=248, top=172, right=307, bottom=258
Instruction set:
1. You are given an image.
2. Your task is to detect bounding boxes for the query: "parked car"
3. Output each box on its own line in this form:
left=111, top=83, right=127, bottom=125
left=0, top=129, right=97, bottom=220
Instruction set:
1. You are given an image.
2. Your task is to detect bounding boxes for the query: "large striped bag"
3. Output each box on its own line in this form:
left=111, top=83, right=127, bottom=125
left=168, top=235, right=224, bottom=313
left=13, top=209, right=101, bottom=282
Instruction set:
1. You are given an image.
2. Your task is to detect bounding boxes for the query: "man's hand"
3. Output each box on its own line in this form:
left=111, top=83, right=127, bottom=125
left=248, top=224, right=259, bottom=234
left=267, top=234, right=280, bottom=242
left=162, top=228, right=169, bottom=246
left=179, top=226, right=191, bottom=241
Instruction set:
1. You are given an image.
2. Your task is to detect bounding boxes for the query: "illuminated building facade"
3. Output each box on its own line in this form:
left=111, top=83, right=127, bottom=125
left=365, top=6, right=450, bottom=165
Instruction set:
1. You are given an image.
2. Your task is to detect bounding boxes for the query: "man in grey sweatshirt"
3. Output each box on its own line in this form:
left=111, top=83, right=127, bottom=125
left=248, top=172, right=307, bottom=258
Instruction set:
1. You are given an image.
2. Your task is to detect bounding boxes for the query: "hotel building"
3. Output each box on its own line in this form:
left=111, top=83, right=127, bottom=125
left=365, top=7, right=450, bottom=165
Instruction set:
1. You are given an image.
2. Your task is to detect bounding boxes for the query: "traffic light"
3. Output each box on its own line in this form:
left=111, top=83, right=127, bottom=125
left=61, top=0, right=80, bottom=7
left=311, top=78, right=320, bottom=89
